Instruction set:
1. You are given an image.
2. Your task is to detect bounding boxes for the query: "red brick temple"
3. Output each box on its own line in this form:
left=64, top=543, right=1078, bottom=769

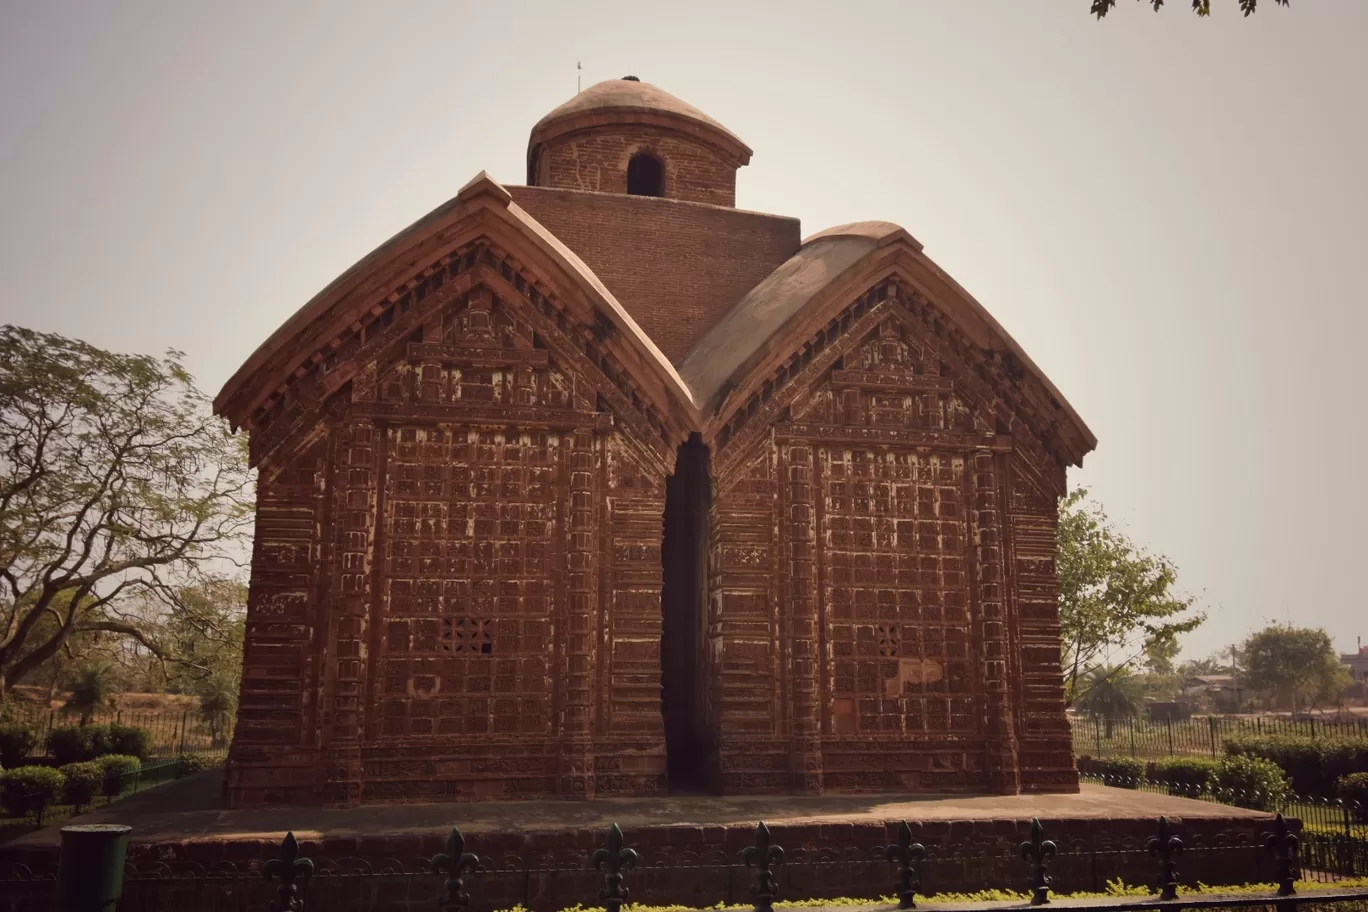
left=215, top=77, right=1097, bottom=808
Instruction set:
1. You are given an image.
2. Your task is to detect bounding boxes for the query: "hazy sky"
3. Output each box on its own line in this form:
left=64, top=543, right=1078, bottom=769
left=2, top=1, right=1364, bottom=661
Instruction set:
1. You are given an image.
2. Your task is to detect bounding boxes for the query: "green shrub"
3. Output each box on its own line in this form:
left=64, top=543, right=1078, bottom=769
left=59, top=760, right=105, bottom=810
left=1223, top=734, right=1368, bottom=797
left=47, top=726, right=99, bottom=764
left=174, top=753, right=211, bottom=777
left=1154, top=756, right=1219, bottom=795
left=95, top=754, right=141, bottom=797
left=1339, top=772, right=1368, bottom=822
left=105, top=724, right=151, bottom=760
left=0, top=765, right=66, bottom=818
left=1210, top=754, right=1291, bottom=811
left=0, top=724, right=37, bottom=769
left=1094, top=757, right=1146, bottom=788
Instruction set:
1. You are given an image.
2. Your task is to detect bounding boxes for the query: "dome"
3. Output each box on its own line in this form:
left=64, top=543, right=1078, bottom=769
left=527, top=77, right=752, bottom=176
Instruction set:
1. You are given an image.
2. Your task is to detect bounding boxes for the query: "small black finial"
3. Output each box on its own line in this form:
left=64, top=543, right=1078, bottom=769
left=621, top=75, right=640, bottom=81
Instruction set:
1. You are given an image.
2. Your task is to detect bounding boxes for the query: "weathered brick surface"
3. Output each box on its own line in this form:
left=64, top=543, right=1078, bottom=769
left=510, top=185, right=800, bottom=363
left=224, top=83, right=1088, bottom=807
left=533, top=126, right=740, bottom=207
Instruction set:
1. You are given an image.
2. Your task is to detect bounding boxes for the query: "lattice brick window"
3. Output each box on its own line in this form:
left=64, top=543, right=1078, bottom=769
left=877, top=624, right=900, bottom=658
left=440, top=617, right=493, bottom=655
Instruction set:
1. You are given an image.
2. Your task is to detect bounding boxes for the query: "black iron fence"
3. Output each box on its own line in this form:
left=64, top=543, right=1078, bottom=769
left=1077, top=774, right=1367, bottom=881
left=0, top=703, right=232, bottom=761
left=3, top=814, right=1368, bottom=912
left=1071, top=716, right=1368, bottom=760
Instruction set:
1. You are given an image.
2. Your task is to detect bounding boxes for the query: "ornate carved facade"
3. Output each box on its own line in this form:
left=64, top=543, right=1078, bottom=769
left=217, top=78, right=1095, bottom=807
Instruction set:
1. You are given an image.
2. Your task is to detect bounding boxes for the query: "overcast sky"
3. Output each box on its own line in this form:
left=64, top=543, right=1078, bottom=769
left=2, top=1, right=1364, bottom=661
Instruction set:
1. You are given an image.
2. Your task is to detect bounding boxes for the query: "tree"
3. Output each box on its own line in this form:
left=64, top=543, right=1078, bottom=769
left=1091, top=0, right=1288, bottom=18
left=1240, top=625, right=1347, bottom=711
left=63, top=664, right=114, bottom=725
left=0, top=326, right=253, bottom=698
left=1057, top=488, right=1205, bottom=698
left=195, top=676, right=236, bottom=746
left=1074, top=665, right=1144, bottom=737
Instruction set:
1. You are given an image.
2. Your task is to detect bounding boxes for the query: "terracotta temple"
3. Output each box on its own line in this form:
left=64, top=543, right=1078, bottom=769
left=215, top=78, right=1097, bottom=808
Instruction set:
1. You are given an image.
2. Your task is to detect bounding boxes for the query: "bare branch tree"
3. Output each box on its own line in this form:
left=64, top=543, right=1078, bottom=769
left=0, top=325, right=253, bottom=697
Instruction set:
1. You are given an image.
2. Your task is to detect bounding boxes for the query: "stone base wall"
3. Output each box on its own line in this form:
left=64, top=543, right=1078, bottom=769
left=1, top=812, right=1288, bottom=912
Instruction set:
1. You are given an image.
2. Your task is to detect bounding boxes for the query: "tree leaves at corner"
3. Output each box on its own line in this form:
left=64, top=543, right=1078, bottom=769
left=1057, top=487, right=1205, bottom=700
left=0, top=325, right=253, bottom=697
left=1091, top=0, right=1288, bottom=18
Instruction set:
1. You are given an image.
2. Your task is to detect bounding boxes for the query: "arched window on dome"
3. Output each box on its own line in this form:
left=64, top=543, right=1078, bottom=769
left=627, top=153, right=665, bottom=197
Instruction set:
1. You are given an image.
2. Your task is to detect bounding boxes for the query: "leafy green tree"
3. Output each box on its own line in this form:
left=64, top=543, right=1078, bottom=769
left=1091, top=0, right=1288, bottom=18
left=1075, top=665, right=1144, bottom=736
left=1057, top=488, right=1205, bottom=697
left=195, top=676, right=236, bottom=746
left=1240, top=625, right=1348, bottom=711
left=63, top=664, right=114, bottom=725
left=0, top=326, right=253, bottom=698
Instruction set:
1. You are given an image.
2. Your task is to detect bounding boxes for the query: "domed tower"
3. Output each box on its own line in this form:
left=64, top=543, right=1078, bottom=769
left=526, top=76, right=753, bottom=207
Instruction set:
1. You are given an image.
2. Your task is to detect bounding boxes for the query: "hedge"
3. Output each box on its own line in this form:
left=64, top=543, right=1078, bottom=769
left=1339, top=772, right=1368, bottom=822
left=0, top=724, right=37, bottom=769
left=96, top=754, right=142, bottom=797
left=1223, top=734, right=1368, bottom=797
left=0, top=765, right=65, bottom=818
left=1210, top=754, right=1291, bottom=811
left=1153, top=756, right=1219, bottom=794
left=1092, top=756, right=1145, bottom=787
left=47, top=723, right=153, bottom=765
left=59, top=760, right=104, bottom=810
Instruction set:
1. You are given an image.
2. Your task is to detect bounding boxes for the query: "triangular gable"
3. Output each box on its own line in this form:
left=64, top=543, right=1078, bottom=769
left=216, top=172, right=700, bottom=464
left=680, top=221, right=1096, bottom=471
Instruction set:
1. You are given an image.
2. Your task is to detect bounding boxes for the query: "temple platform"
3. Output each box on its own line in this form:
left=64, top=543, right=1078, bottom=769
left=0, top=772, right=1287, bottom=908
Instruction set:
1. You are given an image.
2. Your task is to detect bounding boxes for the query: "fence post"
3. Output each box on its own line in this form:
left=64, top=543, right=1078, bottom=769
left=56, top=824, right=131, bottom=912
left=1209, top=715, right=1217, bottom=757
left=178, top=711, right=187, bottom=756
left=1129, top=717, right=1136, bottom=758
left=1095, top=719, right=1102, bottom=757
left=1166, top=717, right=1175, bottom=756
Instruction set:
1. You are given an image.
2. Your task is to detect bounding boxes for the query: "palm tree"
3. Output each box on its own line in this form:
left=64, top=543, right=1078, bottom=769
left=1075, top=665, right=1143, bottom=737
left=63, top=665, right=114, bottom=725
left=196, top=677, right=236, bottom=746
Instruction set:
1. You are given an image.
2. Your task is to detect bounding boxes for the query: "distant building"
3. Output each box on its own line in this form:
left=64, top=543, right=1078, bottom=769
left=1182, top=674, right=1240, bottom=712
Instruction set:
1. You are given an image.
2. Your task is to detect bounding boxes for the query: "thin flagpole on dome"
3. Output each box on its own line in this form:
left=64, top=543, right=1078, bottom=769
left=577, top=61, right=581, bottom=94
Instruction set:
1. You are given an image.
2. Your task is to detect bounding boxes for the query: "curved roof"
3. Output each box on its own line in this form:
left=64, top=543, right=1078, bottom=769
left=679, top=221, right=1097, bottom=467
left=528, top=78, right=752, bottom=169
left=215, top=172, right=699, bottom=438
left=679, top=232, right=879, bottom=416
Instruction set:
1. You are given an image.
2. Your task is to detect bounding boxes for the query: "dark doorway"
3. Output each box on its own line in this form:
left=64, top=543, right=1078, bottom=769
left=660, top=434, right=718, bottom=792
left=627, top=153, right=665, bottom=197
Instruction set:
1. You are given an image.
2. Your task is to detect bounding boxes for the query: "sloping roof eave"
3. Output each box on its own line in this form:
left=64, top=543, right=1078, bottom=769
left=215, top=172, right=699, bottom=433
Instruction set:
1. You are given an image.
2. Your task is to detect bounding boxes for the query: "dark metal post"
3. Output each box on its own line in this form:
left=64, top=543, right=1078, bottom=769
left=262, top=831, right=314, bottom=912
left=1019, top=818, right=1057, bottom=906
left=592, top=823, right=638, bottom=912
left=743, top=821, right=785, bottom=912
left=1166, top=717, right=1175, bottom=756
left=1263, top=814, right=1299, bottom=898
left=1147, top=816, right=1183, bottom=901
left=432, top=826, right=481, bottom=912
left=883, top=820, right=926, bottom=909
left=56, top=824, right=131, bottom=912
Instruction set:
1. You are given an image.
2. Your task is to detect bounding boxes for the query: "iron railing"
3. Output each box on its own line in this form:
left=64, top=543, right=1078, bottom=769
left=4, top=814, right=1368, bottom=912
left=0, top=703, right=233, bottom=761
left=1071, top=715, right=1368, bottom=761
left=1078, top=775, right=1367, bottom=880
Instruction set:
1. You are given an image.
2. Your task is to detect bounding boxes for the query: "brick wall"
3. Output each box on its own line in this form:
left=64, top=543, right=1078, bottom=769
left=533, top=126, right=740, bottom=207
left=510, top=186, right=800, bottom=364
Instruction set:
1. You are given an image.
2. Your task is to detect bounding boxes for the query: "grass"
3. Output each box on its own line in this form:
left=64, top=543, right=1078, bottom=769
left=484, top=878, right=1368, bottom=912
